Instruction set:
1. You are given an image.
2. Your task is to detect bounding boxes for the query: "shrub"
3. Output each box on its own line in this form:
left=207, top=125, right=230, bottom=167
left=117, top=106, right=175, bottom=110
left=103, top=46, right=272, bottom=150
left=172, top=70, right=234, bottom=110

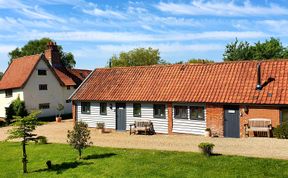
left=96, top=122, right=105, bottom=129
left=198, top=142, right=215, bottom=157
left=273, top=122, right=288, bottom=139
left=36, top=136, right=48, bottom=144
left=67, top=121, right=93, bottom=159
left=5, top=97, right=28, bottom=124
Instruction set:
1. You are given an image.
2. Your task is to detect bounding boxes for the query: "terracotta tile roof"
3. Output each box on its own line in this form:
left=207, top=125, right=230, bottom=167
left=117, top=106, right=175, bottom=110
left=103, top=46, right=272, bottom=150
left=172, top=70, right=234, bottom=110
left=53, top=68, right=76, bottom=86
left=53, top=68, right=92, bottom=86
left=0, top=54, right=41, bottom=90
left=0, top=54, right=91, bottom=90
left=71, top=60, right=288, bottom=105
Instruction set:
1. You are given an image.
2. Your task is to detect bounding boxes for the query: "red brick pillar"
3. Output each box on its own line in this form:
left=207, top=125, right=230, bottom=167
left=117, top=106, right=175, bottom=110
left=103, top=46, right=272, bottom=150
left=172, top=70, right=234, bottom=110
left=72, top=101, right=76, bottom=125
left=168, top=103, right=173, bottom=135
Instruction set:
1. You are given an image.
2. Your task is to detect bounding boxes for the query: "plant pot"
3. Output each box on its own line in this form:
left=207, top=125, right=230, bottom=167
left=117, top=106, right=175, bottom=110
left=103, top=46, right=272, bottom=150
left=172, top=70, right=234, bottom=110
left=204, top=131, right=211, bottom=137
left=56, top=117, right=62, bottom=123
left=96, top=128, right=104, bottom=134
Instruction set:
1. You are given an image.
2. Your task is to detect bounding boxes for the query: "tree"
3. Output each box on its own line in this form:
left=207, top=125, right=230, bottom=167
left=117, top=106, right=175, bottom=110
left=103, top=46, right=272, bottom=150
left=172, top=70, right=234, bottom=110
left=7, top=111, right=41, bottom=173
left=109, top=47, right=167, bottom=67
left=5, top=97, right=28, bottom=124
left=223, top=37, right=288, bottom=61
left=188, top=58, right=214, bottom=64
left=67, top=122, right=92, bottom=159
left=8, top=38, right=76, bottom=68
left=0, top=72, right=3, bottom=80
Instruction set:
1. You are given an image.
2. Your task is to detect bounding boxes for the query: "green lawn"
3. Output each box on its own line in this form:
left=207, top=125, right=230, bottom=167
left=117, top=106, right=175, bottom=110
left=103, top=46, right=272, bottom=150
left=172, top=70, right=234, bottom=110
left=0, top=142, right=288, bottom=178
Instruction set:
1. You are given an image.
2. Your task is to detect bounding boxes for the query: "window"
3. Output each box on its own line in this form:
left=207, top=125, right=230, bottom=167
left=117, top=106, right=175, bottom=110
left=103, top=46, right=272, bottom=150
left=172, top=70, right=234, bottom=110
left=133, top=103, right=141, bottom=117
left=190, top=106, right=205, bottom=120
left=153, top=104, right=165, bottom=118
left=66, top=100, right=71, bottom=103
left=81, top=102, right=90, bottom=114
left=100, top=103, right=107, bottom=115
left=5, top=89, right=12, bottom=98
left=39, top=84, right=47, bottom=90
left=38, top=69, right=47, bottom=75
left=39, top=103, right=50, bottom=109
left=67, top=86, right=71, bottom=90
left=174, top=106, right=188, bottom=119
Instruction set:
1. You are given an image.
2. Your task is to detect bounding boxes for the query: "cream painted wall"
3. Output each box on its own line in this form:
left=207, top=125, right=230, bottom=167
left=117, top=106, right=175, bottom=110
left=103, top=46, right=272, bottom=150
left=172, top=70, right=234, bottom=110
left=0, top=89, right=24, bottom=118
left=23, top=59, right=74, bottom=117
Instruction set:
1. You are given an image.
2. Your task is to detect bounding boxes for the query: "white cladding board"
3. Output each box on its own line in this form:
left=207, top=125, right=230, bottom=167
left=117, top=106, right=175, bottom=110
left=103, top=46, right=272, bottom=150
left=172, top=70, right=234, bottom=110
left=76, top=102, right=206, bottom=134
left=126, top=103, right=168, bottom=134
left=172, top=104, right=206, bottom=135
left=77, top=102, right=116, bottom=128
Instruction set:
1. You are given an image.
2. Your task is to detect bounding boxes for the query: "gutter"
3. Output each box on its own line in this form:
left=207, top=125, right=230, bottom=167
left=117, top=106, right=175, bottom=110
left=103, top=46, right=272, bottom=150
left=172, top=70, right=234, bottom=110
left=68, top=68, right=96, bottom=100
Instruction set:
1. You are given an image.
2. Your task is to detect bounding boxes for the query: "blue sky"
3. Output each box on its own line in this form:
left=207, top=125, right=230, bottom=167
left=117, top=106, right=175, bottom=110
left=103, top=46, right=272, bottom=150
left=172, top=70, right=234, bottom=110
left=1, top=0, right=288, bottom=71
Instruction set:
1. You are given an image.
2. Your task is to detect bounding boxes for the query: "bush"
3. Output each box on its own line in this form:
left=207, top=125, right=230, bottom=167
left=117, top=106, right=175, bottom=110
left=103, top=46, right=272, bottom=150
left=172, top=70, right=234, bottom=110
left=198, top=142, right=215, bottom=157
left=35, top=136, right=48, bottom=144
left=96, top=122, right=105, bottom=129
left=273, top=122, right=288, bottom=139
left=5, top=97, right=28, bottom=124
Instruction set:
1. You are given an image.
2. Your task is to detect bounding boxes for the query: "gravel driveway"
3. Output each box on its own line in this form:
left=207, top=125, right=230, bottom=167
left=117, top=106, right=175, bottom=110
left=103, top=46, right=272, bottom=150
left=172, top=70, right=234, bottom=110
left=1, top=119, right=288, bottom=160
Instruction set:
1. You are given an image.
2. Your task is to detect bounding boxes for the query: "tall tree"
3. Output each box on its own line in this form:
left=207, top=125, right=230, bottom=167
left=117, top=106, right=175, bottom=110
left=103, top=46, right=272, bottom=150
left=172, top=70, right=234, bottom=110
left=109, top=47, right=167, bottom=67
left=9, top=38, right=76, bottom=68
left=223, top=37, right=288, bottom=61
left=0, top=72, right=3, bottom=80
left=7, top=111, right=41, bottom=173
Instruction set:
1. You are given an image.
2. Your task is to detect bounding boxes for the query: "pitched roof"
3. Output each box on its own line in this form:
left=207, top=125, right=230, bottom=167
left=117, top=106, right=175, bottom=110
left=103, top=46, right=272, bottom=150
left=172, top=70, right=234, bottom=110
left=0, top=54, right=41, bottom=90
left=0, top=54, right=91, bottom=90
left=71, top=60, right=288, bottom=105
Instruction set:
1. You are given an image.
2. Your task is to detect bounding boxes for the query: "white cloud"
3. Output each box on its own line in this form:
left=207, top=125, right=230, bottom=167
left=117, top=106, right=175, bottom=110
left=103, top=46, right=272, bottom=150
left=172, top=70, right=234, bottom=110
left=97, top=43, right=223, bottom=53
left=83, top=8, right=125, bottom=19
left=10, top=30, right=268, bottom=43
left=156, top=0, right=288, bottom=16
left=0, top=45, right=17, bottom=53
left=0, top=0, right=28, bottom=9
left=20, top=6, right=64, bottom=22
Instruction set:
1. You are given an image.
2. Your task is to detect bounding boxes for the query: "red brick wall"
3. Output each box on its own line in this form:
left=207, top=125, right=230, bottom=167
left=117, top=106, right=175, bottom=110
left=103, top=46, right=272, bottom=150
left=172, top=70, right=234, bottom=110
left=206, top=104, right=224, bottom=137
left=206, top=104, right=280, bottom=138
left=239, top=106, right=280, bottom=137
left=72, top=101, right=76, bottom=124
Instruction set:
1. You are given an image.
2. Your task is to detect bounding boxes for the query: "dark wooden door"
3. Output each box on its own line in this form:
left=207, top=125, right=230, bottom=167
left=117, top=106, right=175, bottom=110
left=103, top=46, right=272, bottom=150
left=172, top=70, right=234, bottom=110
left=224, top=106, right=240, bottom=138
left=116, top=103, right=126, bottom=131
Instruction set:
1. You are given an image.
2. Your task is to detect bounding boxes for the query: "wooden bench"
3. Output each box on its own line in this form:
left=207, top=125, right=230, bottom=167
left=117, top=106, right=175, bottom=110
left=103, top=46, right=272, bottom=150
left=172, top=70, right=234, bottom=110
left=129, top=120, right=155, bottom=135
left=244, top=118, right=272, bottom=137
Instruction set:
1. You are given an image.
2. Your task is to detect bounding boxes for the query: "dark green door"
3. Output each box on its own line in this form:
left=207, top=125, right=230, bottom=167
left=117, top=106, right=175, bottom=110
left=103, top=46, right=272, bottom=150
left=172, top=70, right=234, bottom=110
left=224, top=106, right=240, bottom=138
left=116, top=103, right=126, bottom=131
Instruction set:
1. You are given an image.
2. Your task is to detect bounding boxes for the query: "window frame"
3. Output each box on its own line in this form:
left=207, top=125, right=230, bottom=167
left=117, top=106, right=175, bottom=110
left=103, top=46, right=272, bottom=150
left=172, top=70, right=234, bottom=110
left=100, top=102, right=107, bottom=115
left=133, top=103, right=141, bottom=117
left=39, top=103, right=50, bottom=110
left=38, top=69, right=47, bottom=76
left=67, top=86, right=71, bottom=90
left=174, top=105, right=188, bottom=119
left=190, top=106, right=205, bottom=121
left=5, top=89, right=12, bottom=98
left=39, top=84, right=48, bottom=91
left=153, top=104, right=166, bottom=118
left=81, top=102, right=90, bottom=114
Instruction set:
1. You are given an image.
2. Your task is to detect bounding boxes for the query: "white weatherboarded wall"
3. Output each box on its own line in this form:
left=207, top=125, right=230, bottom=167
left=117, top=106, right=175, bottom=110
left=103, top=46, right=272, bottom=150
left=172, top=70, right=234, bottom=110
left=172, top=103, right=206, bottom=135
left=76, top=102, right=116, bottom=128
left=76, top=102, right=168, bottom=133
left=126, top=103, right=168, bottom=134
left=0, top=89, right=24, bottom=118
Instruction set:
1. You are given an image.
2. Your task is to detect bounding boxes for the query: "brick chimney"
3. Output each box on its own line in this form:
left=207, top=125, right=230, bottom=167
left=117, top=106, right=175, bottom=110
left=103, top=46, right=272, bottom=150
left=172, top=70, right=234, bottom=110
left=44, top=41, right=62, bottom=67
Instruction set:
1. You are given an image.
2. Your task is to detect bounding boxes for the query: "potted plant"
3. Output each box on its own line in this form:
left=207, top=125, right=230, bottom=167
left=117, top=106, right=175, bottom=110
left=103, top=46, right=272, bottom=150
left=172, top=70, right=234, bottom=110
left=204, top=128, right=211, bottom=137
left=96, top=122, right=105, bottom=134
left=56, top=104, right=64, bottom=123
